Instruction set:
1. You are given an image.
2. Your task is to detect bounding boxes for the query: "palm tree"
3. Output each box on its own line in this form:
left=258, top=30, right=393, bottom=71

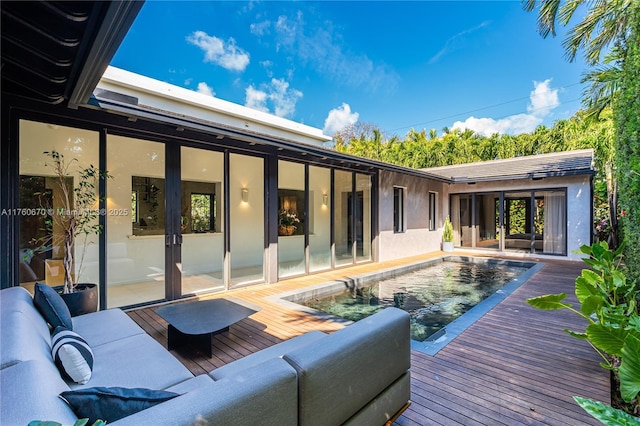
left=522, top=0, right=633, bottom=65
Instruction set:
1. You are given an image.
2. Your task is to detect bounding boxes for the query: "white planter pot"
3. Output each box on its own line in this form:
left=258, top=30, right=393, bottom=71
left=442, top=241, right=454, bottom=252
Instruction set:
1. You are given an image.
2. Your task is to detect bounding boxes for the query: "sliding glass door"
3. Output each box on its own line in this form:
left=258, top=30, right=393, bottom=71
left=180, top=147, right=225, bottom=295
left=106, top=135, right=166, bottom=308
left=451, top=189, right=566, bottom=255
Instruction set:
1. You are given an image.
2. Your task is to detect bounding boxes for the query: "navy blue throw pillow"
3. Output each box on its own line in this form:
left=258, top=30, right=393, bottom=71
left=59, top=387, right=180, bottom=423
left=33, top=283, right=73, bottom=330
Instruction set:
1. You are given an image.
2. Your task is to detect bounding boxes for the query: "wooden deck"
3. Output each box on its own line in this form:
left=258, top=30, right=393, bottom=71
left=127, top=253, right=610, bottom=425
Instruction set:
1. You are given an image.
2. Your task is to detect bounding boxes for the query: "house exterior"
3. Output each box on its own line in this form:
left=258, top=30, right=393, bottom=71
left=423, top=150, right=594, bottom=261
left=0, top=1, right=593, bottom=310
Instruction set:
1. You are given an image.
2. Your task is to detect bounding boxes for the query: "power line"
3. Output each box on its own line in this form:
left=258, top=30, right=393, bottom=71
left=385, top=81, right=584, bottom=134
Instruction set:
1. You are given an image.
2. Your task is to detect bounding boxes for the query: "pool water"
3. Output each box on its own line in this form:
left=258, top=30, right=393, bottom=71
left=299, top=260, right=531, bottom=341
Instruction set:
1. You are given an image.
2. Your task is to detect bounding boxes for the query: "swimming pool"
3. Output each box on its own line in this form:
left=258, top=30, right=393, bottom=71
left=270, top=256, right=542, bottom=355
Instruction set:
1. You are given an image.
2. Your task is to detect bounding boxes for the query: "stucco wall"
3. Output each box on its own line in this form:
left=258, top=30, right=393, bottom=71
left=377, top=171, right=449, bottom=261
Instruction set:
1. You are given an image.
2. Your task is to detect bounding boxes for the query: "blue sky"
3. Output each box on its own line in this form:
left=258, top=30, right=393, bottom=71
left=111, top=1, right=589, bottom=138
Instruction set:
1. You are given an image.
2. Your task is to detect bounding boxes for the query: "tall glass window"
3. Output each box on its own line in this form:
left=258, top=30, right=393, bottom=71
left=230, top=153, right=264, bottom=286
left=334, top=170, right=353, bottom=266
left=18, top=120, right=99, bottom=294
left=537, top=190, right=566, bottom=255
left=107, top=135, right=165, bottom=307
left=309, top=166, right=331, bottom=272
left=451, top=194, right=473, bottom=247
left=476, top=192, right=500, bottom=250
left=278, top=160, right=305, bottom=278
left=356, top=174, right=372, bottom=262
left=181, top=147, right=224, bottom=294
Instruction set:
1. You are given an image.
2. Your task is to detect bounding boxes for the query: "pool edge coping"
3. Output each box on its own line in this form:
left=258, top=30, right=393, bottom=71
left=266, top=256, right=545, bottom=356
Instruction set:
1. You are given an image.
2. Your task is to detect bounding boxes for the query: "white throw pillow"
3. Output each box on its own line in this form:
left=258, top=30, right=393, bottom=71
left=51, top=327, right=94, bottom=384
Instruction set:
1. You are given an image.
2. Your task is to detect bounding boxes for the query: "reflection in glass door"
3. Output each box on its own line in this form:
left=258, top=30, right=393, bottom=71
left=308, top=166, right=331, bottom=272
left=278, top=160, right=305, bottom=278
left=334, top=170, right=353, bottom=266
left=355, top=174, right=371, bottom=262
left=106, top=136, right=166, bottom=308
left=180, top=147, right=224, bottom=295
left=229, top=153, right=264, bottom=286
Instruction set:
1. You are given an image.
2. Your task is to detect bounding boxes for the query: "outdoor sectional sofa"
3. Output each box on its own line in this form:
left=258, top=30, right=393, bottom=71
left=0, top=286, right=411, bottom=425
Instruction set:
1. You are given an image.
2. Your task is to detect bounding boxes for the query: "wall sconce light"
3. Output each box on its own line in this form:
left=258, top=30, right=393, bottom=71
left=241, top=188, right=249, bottom=203
left=322, top=193, right=328, bottom=206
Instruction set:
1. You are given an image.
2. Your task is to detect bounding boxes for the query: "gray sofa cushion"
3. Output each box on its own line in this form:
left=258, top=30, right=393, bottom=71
left=0, top=309, right=52, bottom=369
left=0, top=359, right=77, bottom=425
left=72, top=308, right=144, bottom=347
left=110, top=357, right=298, bottom=426
left=165, top=374, right=214, bottom=394
left=210, top=330, right=327, bottom=380
left=69, top=334, right=193, bottom=390
left=283, top=307, right=411, bottom=426
left=343, top=372, right=411, bottom=426
left=0, top=286, right=51, bottom=342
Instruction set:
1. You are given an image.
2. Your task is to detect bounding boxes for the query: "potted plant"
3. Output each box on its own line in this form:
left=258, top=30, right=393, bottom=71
left=442, top=215, right=454, bottom=252
left=30, top=150, right=110, bottom=315
left=278, top=209, right=300, bottom=236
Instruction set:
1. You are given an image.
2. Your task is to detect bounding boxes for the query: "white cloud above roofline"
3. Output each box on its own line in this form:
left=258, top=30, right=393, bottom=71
left=452, top=79, right=560, bottom=137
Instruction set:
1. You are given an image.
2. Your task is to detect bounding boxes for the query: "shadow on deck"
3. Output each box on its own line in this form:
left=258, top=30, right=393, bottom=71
left=127, top=255, right=609, bottom=425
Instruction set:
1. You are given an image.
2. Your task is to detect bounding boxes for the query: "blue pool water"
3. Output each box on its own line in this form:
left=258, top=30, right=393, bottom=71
left=299, top=259, right=533, bottom=342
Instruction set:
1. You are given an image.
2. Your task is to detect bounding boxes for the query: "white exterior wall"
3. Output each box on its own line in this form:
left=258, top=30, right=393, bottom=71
left=377, top=171, right=449, bottom=261
left=98, top=67, right=331, bottom=147
left=448, top=175, right=592, bottom=261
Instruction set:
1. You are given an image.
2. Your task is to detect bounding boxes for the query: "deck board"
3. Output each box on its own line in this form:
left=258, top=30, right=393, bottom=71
left=126, top=253, right=610, bottom=425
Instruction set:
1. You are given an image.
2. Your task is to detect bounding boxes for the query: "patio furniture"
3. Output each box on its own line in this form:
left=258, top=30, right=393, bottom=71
left=1, top=286, right=410, bottom=425
left=155, top=298, right=259, bottom=357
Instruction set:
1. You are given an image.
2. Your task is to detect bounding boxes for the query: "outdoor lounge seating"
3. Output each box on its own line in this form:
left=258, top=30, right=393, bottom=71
left=0, top=286, right=411, bottom=425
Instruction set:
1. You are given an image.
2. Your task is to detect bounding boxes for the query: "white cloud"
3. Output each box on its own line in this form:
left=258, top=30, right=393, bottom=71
left=323, top=103, right=359, bottom=136
left=250, top=20, right=271, bottom=36
left=527, top=79, right=560, bottom=116
left=245, top=85, right=269, bottom=113
left=252, top=12, right=398, bottom=92
left=245, top=78, right=303, bottom=118
left=196, top=82, right=215, bottom=97
left=429, top=21, right=491, bottom=64
left=186, top=31, right=250, bottom=72
left=452, top=79, right=560, bottom=136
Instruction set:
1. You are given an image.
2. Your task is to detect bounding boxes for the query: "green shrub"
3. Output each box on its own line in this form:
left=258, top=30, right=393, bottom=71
left=616, top=1, right=640, bottom=288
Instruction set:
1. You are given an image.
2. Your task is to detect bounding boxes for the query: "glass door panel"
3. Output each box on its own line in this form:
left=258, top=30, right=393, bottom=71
left=451, top=194, right=473, bottom=247
left=180, top=147, right=224, bottom=295
left=18, top=120, right=99, bottom=293
left=107, top=135, right=165, bottom=308
left=476, top=193, right=500, bottom=250
left=334, top=170, right=353, bottom=266
left=230, top=153, right=264, bottom=286
left=309, top=166, right=331, bottom=272
left=504, top=191, right=534, bottom=253
left=537, top=190, right=566, bottom=255
left=278, top=160, right=305, bottom=278
left=355, top=174, right=372, bottom=262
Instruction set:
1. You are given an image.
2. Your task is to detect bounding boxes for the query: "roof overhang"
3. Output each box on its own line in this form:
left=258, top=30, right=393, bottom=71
left=1, top=1, right=144, bottom=108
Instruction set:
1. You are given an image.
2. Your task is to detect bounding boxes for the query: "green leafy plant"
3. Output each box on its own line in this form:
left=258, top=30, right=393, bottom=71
left=573, top=397, right=640, bottom=425
left=526, top=241, right=640, bottom=417
left=30, top=150, right=111, bottom=293
left=442, top=215, right=454, bottom=243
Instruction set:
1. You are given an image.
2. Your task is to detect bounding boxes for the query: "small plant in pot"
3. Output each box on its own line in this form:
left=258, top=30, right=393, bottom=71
left=29, top=150, right=110, bottom=316
left=442, top=215, right=454, bottom=252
